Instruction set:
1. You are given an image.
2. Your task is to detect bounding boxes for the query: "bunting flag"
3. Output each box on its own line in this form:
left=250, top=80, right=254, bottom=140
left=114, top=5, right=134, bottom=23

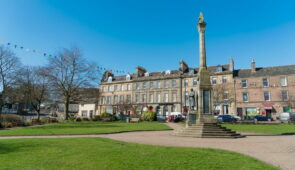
left=0, top=39, right=126, bottom=74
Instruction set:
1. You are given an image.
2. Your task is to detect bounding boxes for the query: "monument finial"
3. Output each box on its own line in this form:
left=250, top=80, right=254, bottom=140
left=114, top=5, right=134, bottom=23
left=198, top=12, right=204, bottom=23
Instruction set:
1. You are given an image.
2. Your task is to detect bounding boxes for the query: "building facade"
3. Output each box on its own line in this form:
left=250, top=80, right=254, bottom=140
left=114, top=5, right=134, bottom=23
left=97, top=59, right=295, bottom=119
left=234, top=60, right=295, bottom=119
left=98, top=59, right=236, bottom=117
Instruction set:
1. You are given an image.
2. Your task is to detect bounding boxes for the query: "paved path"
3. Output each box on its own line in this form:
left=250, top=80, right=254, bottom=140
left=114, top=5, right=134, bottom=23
left=1, top=123, right=295, bottom=170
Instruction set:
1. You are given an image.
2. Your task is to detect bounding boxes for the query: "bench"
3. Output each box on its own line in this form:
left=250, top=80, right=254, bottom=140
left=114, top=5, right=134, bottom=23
left=130, top=118, right=140, bottom=123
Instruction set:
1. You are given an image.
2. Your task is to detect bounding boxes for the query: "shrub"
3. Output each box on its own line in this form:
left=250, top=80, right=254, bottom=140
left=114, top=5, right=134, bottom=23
left=141, top=111, right=157, bottom=121
left=0, top=114, right=24, bottom=127
left=75, top=117, right=82, bottom=122
left=100, top=112, right=117, bottom=121
left=82, top=117, right=90, bottom=121
left=4, top=122, right=13, bottom=128
left=92, top=115, right=101, bottom=121
left=41, top=117, right=58, bottom=123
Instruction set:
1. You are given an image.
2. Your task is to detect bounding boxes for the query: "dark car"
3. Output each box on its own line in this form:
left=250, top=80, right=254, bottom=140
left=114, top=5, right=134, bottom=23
left=253, top=115, right=272, bottom=121
left=217, top=115, right=237, bottom=123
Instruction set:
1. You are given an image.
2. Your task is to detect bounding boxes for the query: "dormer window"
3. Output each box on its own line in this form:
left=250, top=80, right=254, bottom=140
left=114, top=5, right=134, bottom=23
left=144, top=72, right=149, bottom=77
left=189, top=69, right=194, bottom=75
left=107, top=76, right=113, bottom=83
left=216, top=65, right=223, bottom=72
left=126, top=74, right=131, bottom=81
left=165, top=70, right=171, bottom=75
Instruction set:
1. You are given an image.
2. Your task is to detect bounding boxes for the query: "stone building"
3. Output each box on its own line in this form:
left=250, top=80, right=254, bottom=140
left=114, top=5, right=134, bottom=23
left=234, top=60, right=295, bottom=119
left=98, top=59, right=235, bottom=117
left=98, top=58, right=295, bottom=120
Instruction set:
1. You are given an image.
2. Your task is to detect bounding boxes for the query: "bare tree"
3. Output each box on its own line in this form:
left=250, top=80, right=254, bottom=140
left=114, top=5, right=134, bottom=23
left=46, top=47, right=99, bottom=120
left=16, top=66, right=50, bottom=121
left=0, top=46, right=21, bottom=116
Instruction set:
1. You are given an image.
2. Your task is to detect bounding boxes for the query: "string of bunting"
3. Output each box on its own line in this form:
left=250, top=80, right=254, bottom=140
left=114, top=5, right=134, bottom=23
left=0, top=40, right=126, bottom=74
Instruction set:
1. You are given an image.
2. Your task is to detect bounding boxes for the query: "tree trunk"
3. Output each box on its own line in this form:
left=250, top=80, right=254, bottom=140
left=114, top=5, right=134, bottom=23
left=64, top=96, right=70, bottom=120
left=37, top=108, right=40, bottom=122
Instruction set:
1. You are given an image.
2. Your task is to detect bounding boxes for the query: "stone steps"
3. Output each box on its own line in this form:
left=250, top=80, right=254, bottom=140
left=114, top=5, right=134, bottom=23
left=172, top=123, right=244, bottom=138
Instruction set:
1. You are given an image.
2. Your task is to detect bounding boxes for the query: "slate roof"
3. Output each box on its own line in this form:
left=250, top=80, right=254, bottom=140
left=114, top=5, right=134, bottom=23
left=234, top=65, right=295, bottom=78
left=108, top=64, right=230, bottom=82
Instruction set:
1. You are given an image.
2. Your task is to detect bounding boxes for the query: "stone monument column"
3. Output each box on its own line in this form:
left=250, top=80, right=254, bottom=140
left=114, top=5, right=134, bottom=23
left=196, top=12, right=213, bottom=123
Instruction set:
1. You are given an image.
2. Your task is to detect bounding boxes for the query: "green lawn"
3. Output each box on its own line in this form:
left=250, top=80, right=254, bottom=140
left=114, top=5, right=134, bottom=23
left=0, top=121, right=171, bottom=136
left=222, top=124, right=295, bottom=134
left=0, top=138, right=277, bottom=170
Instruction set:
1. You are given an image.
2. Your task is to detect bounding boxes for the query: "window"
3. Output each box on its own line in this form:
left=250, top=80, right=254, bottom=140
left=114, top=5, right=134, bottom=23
left=135, top=94, right=139, bottom=103
left=142, top=82, right=146, bottom=89
left=281, top=91, right=288, bottom=101
left=241, top=80, right=247, bottom=88
left=149, top=94, right=154, bottom=103
left=211, top=77, right=217, bottom=85
left=184, top=79, right=188, bottom=87
left=149, top=82, right=154, bottom=89
left=135, top=82, right=140, bottom=90
left=216, top=65, right=222, bottom=72
left=242, top=92, right=248, bottom=102
left=142, top=94, right=147, bottom=103
left=126, top=95, right=131, bottom=104
left=119, top=95, right=124, bottom=104
left=189, top=69, right=194, bottom=75
left=107, top=96, right=111, bottom=104
left=172, top=92, right=177, bottom=102
left=110, top=85, right=114, bottom=92
left=172, top=80, right=177, bottom=88
left=144, top=72, right=149, bottom=77
left=280, top=76, right=287, bottom=87
left=157, top=93, right=161, bottom=103
left=223, top=91, right=229, bottom=100
left=164, top=80, right=168, bottom=88
left=101, top=96, right=105, bottom=104
left=184, top=91, right=189, bottom=106
left=262, top=78, right=269, bottom=87
left=114, top=85, right=117, bottom=91
left=222, top=76, right=227, bottom=84
left=264, top=91, right=270, bottom=101
left=193, top=79, right=197, bottom=86
left=127, top=84, right=131, bottom=91
left=156, top=81, right=161, bottom=88
left=164, top=93, right=169, bottom=102
left=113, top=95, right=118, bottom=104
left=118, top=84, right=122, bottom=91
left=108, top=85, right=111, bottom=92
left=121, top=84, right=125, bottom=91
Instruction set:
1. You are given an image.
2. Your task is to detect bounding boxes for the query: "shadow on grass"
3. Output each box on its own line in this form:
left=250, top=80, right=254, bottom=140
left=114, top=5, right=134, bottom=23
left=0, top=142, right=38, bottom=154
left=32, top=124, right=121, bottom=129
left=245, top=133, right=295, bottom=136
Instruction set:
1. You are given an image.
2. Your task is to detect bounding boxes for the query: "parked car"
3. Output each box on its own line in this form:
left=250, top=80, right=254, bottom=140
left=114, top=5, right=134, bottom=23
left=217, top=115, right=237, bottom=123
left=253, top=115, right=272, bottom=121
left=233, top=115, right=241, bottom=121
left=279, top=112, right=295, bottom=123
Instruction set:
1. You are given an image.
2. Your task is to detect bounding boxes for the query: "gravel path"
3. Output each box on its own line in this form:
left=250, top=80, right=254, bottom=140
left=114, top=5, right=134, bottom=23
left=1, top=123, right=294, bottom=170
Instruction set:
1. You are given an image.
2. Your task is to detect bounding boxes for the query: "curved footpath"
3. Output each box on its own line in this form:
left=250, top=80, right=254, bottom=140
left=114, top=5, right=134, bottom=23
left=1, top=123, right=295, bottom=170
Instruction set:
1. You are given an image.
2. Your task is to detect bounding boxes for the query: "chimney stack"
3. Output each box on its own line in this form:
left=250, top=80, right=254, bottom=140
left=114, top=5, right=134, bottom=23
left=251, top=58, right=256, bottom=72
left=229, top=56, right=234, bottom=71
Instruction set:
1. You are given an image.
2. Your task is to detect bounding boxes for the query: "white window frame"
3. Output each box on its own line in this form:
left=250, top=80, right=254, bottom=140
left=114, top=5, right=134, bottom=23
left=241, top=80, right=247, bottom=88
left=263, top=91, right=270, bottom=101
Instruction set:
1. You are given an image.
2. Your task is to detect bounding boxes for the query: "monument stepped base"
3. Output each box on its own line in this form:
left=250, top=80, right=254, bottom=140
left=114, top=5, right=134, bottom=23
left=172, top=123, right=245, bottom=138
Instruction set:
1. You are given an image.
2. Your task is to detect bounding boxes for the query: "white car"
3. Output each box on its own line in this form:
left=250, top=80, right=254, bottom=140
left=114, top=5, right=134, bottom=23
left=233, top=115, right=241, bottom=121
left=279, top=112, right=295, bottom=123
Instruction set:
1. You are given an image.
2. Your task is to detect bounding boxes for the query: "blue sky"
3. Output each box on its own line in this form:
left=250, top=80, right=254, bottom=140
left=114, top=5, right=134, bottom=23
left=0, top=0, right=295, bottom=74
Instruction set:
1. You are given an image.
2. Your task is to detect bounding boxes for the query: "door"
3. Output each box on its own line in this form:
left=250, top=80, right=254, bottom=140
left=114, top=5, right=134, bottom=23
left=266, top=109, right=272, bottom=117
left=223, top=105, right=229, bottom=115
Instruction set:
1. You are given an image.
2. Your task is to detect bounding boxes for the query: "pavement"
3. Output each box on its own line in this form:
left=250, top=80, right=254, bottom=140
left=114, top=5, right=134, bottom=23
left=1, top=123, right=295, bottom=170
